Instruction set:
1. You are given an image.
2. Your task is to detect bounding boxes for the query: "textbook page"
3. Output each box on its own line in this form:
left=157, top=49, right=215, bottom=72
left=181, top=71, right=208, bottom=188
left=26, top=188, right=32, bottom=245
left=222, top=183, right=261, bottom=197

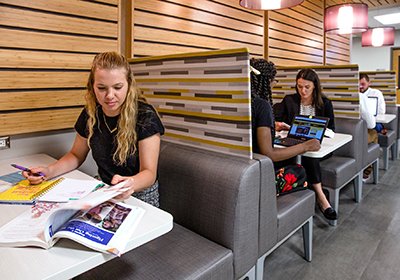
left=51, top=201, right=145, bottom=256
left=0, top=181, right=129, bottom=251
left=38, top=178, right=104, bottom=203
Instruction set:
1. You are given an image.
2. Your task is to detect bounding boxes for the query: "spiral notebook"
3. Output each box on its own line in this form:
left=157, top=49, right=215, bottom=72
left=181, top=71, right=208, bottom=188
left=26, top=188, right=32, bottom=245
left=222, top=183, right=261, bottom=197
left=0, top=178, right=64, bottom=205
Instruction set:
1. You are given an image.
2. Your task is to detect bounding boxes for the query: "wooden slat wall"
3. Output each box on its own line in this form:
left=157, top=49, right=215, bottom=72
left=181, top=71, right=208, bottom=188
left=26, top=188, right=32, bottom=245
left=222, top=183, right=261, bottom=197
left=266, top=0, right=324, bottom=66
left=360, top=71, right=397, bottom=107
left=132, top=0, right=264, bottom=58
left=0, top=0, right=120, bottom=136
left=274, top=65, right=360, bottom=119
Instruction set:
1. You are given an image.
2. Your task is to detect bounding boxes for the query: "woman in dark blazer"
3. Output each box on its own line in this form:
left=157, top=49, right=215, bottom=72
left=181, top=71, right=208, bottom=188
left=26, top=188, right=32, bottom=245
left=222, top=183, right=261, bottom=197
left=275, top=68, right=337, bottom=221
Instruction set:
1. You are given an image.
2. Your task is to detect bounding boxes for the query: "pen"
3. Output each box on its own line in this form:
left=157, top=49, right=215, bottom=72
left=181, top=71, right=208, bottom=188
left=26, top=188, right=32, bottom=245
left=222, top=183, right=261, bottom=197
left=11, top=164, right=45, bottom=177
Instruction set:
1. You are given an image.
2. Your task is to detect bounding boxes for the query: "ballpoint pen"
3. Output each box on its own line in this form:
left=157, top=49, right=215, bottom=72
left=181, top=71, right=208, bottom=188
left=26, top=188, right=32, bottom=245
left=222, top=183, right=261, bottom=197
left=11, top=164, right=45, bottom=177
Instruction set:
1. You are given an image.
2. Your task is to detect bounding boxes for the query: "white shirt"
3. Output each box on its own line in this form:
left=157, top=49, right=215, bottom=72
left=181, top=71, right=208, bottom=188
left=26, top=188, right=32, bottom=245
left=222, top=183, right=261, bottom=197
left=359, top=92, right=376, bottom=129
left=362, top=87, right=386, bottom=115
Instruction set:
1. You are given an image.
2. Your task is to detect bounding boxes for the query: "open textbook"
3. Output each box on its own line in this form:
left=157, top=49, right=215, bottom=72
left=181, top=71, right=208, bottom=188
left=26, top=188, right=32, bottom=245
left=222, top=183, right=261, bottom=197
left=0, top=181, right=145, bottom=256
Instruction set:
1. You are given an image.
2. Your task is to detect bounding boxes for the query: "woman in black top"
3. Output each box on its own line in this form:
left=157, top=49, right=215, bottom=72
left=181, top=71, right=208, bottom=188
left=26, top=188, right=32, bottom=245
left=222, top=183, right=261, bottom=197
left=275, top=69, right=337, bottom=220
left=24, top=52, right=164, bottom=207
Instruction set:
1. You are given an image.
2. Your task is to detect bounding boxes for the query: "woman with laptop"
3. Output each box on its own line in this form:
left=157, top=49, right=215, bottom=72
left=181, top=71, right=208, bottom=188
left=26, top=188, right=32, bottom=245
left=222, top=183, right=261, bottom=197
left=275, top=68, right=336, bottom=220
left=250, top=61, right=337, bottom=221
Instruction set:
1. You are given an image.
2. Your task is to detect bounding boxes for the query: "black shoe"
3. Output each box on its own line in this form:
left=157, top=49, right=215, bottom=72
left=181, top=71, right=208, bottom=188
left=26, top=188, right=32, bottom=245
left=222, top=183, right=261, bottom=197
left=320, top=207, right=337, bottom=220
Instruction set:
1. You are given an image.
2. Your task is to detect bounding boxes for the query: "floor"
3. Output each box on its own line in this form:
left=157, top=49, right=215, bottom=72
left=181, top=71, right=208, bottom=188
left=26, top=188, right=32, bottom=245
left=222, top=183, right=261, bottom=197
left=263, top=157, right=400, bottom=280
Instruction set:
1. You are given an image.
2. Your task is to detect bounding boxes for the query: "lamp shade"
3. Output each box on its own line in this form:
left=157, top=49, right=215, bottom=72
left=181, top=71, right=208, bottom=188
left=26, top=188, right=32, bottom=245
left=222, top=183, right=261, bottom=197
left=239, top=0, right=304, bottom=10
left=324, top=3, right=368, bottom=34
left=362, top=27, right=395, bottom=47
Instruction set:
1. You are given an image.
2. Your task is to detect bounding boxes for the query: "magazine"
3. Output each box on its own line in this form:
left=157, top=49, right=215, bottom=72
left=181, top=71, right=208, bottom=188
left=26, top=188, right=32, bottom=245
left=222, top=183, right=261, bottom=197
left=0, top=181, right=145, bottom=256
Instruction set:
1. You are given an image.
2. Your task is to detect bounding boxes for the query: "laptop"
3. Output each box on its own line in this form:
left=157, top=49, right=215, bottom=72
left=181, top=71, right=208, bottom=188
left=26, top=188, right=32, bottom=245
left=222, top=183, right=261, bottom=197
left=274, top=115, right=329, bottom=147
left=366, top=96, right=378, bottom=116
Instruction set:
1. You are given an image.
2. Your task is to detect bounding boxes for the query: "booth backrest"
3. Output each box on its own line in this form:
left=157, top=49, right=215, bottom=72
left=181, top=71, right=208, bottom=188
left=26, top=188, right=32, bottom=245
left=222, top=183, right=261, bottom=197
left=334, top=117, right=365, bottom=171
left=360, top=71, right=397, bottom=108
left=274, top=65, right=360, bottom=119
left=130, top=48, right=253, bottom=159
left=158, top=141, right=260, bottom=278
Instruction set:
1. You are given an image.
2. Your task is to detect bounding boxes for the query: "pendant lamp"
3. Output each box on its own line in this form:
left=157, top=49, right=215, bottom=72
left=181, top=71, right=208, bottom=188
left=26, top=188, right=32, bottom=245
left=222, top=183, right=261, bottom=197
left=325, top=3, right=368, bottom=34
left=239, top=0, right=304, bottom=10
left=362, top=27, right=395, bottom=47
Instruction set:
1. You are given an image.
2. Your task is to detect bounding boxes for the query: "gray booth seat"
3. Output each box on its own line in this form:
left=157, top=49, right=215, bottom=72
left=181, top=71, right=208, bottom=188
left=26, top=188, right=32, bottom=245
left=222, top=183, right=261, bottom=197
left=320, top=118, right=364, bottom=226
left=77, top=141, right=260, bottom=280
left=362, top=119, right=380, bottom=184
left=254, top=154, right=315, bottom=280
left=378, top=106, right=398, bottom=170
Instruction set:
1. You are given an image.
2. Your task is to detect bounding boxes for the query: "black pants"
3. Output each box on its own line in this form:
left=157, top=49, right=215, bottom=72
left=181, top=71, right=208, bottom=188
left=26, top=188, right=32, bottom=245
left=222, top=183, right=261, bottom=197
left=301, top=154, right=332, bottom=184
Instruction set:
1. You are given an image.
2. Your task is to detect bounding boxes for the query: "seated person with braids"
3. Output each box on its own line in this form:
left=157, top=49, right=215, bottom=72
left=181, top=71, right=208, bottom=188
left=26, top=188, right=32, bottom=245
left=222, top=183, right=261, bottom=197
left=250, top=59, right=337, bottom=221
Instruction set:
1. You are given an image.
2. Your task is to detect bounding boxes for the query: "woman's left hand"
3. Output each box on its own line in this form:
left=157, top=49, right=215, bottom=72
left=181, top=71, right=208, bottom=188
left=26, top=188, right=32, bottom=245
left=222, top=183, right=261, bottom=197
left=110, top=174, right=135, bottom=200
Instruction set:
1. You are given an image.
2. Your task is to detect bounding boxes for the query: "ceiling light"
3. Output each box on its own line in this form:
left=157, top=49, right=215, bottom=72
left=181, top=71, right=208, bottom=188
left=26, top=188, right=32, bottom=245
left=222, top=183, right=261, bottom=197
left=324, top=3, right=368, bottom=34
left=239, top=0, right=304, bottom=10
left=362, top=27, right=395, bottom=47
left=374, top=13, right=400, bottom=25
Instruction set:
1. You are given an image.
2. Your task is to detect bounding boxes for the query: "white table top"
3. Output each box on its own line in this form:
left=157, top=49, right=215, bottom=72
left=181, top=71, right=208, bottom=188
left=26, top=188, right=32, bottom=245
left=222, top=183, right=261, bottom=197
left=302, top=132, right=352, bottom=158
left=0, top=154, right=173, bottom=280
left=275, top=132, right=353, bottom=159
left=376, top=114, right=396, bottom=124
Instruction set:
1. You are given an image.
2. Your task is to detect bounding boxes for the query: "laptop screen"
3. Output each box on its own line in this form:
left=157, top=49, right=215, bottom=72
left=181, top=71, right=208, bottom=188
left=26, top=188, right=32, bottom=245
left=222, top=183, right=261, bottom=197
left=288, top=115, right=329, bottom=142
left=366, top=96, right=378, bottom=116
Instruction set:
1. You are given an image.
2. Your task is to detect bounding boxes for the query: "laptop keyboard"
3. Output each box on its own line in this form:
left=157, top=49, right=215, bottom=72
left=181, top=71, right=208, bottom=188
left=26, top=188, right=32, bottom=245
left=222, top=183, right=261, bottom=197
left=278, top=137, right=304, bottom=146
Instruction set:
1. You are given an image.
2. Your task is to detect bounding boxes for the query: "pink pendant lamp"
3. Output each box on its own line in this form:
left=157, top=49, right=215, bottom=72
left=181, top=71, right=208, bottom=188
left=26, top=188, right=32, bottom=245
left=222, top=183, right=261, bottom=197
left=362, top=27, right=395, bottom=47
left=239, top=0, right=304, bottom=10
left=325, top=3, right=368, bottom=34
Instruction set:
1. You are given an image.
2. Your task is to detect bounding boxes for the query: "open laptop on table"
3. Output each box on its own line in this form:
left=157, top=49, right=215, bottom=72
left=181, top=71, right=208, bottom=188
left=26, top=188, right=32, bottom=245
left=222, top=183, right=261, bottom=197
left=274, top=115, right=329, bottom=147
left=366, top=96, right=378, bottom=116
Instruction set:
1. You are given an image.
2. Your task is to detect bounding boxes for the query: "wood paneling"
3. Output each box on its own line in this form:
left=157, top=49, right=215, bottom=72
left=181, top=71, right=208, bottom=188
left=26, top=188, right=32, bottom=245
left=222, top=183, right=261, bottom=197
left=132, top=0, right=264, bottom=57
left=0, top=0, right=120, bottom=136
left=266, top=0, right=324, bottom=66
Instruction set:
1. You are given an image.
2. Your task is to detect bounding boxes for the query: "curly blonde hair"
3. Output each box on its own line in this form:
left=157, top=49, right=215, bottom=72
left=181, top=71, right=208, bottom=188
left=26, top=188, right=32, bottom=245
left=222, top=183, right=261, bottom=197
left=86, top=52, right=147, bottom=165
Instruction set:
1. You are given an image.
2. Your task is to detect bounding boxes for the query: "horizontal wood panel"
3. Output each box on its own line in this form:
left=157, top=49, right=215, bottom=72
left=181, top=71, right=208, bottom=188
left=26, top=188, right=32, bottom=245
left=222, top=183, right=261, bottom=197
left=270, top=57, right=318, bottom=67
left=0, top=29, right=117, bottom=53
left=0, top=108, right=82, bottom=136
left=1, top=0, right=118, bottom=21
left=269, top=29, right=323, bottom=49
left=134, top=27, right=263, bottom=55
left=268, top=49, right=323, bottom=63
left=268, top=38, right=323, bottom=56
left=325, top=51, right=350, bottom=61
left=0, top=50, right=94, bottom=69
left=134, top=10, right=262, bottom=45
left=269, top=12, right=323, bottom=34
left=134, top=0, right=263, bottom=35
left=0, top=90, right=85, bottom=110
left=0, top=6, right=117, bottom=38
left=269, top=20, right=323, bottom=42
left=165, top=0, right=264, bottom=23
left=0, top=71, right=89, bottom=90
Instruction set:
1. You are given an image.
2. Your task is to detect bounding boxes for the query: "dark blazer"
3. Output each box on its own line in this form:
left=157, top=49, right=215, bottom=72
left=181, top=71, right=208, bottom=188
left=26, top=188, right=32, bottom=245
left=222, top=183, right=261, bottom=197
left=275, top=93, right=335, bottom=131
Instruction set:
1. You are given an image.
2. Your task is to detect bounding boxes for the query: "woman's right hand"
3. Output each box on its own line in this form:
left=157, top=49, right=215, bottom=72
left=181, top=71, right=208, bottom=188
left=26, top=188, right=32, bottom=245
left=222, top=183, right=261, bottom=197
left=22, top=166, right=49, bottom=185
left=302, top=139, right=321, bottom=152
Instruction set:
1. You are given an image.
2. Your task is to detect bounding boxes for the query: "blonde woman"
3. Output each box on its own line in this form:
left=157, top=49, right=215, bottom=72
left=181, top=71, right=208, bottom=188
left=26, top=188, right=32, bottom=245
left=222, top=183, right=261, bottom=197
left=24, top=52, right=164, bottom=207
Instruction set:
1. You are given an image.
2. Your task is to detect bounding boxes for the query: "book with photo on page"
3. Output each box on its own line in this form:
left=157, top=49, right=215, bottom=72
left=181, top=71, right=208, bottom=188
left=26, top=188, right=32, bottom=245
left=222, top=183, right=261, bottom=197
left=0, top=181, right=145, bottom=256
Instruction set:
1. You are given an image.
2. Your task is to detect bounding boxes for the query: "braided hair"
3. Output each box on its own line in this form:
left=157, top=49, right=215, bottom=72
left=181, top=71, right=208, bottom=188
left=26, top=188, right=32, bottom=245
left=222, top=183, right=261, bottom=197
left=250, top=58, right=277, bottom=106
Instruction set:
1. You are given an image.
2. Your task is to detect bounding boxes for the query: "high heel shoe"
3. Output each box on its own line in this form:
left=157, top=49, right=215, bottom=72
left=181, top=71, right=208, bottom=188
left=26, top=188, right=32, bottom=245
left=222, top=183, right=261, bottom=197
left=319, top=205, right=337, bottom=220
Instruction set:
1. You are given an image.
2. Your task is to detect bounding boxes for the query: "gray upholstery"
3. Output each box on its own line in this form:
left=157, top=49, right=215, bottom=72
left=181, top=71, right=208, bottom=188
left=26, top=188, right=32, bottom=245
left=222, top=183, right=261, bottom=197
left=320, top=118, right=364, bottom=226
left=378, top=106, right=398, bottom=169
left=363, top=118, right=380, bottom=184
left=276, top=190, right=315, bottom=241
left=77, top=141, right=260, bottom=280
left=158, top=142, right=260, bottom=279
left=77, top=223, right=233, bottom=280
left=254, top=154, right=315, bottom=280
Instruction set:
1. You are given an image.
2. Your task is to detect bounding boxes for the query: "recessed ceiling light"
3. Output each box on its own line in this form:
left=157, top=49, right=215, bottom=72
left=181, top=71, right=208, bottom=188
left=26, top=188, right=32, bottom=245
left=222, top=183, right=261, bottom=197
left=374, top=12, right=400, bottom=25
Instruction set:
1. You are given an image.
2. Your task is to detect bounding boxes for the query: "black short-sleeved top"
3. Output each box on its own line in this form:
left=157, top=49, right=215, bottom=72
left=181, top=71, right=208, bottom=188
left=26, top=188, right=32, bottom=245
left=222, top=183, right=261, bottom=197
left=75, top=102, right=164, bottom=185
left=251, top=96, right=275, bottom=154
